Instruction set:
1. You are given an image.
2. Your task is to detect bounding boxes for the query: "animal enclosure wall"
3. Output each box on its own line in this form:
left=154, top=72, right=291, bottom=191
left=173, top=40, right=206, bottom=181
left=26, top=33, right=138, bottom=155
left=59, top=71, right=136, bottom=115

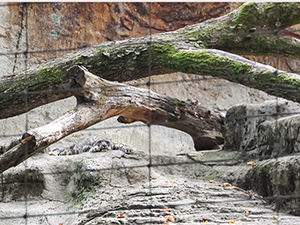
left=1, top=2, right=300, bottom=225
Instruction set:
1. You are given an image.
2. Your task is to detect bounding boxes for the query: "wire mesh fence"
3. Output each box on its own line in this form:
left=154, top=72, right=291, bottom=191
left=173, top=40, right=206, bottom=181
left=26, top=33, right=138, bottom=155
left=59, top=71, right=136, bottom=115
left=0, top=2, right=300, bottom=225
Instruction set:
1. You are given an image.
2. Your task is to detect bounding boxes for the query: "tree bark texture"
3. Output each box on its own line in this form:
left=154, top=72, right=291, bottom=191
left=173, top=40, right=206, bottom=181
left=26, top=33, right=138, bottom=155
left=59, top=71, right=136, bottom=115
left=1, top=2, right=300, bottom=119
left=0, top=66, right=223, bottom=173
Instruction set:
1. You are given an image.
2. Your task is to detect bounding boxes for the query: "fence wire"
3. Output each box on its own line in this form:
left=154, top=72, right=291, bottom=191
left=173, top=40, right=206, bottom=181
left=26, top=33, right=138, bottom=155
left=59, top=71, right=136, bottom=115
left=0, top=2, right=300, bottom=224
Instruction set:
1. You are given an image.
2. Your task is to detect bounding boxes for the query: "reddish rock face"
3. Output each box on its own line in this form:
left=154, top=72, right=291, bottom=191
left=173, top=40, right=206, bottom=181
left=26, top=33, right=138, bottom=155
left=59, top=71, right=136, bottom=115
left=5, top=2, right=241, bottom=67
left=4, top=2, right=299, bottom=75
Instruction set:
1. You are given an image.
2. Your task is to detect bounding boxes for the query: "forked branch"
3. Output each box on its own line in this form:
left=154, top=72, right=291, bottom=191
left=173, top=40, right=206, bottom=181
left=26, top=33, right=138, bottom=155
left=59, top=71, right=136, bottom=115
left=0, top=66, right=223, bottom=173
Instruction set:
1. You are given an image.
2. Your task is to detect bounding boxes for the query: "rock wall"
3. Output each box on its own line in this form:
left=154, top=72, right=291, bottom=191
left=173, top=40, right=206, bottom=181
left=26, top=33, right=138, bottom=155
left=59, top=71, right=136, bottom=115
left=223, top=100, right=300, bottom=157
left=222, top=100, right=300, bottom=214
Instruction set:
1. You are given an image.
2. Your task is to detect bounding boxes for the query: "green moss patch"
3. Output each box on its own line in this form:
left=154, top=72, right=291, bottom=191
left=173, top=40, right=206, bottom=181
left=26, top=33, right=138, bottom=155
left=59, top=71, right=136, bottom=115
left=3, top=65, right=65, bottom=94
left=234, top=2, right=262, bottom=28
left=65, top=162, right=98, bottom=206
left=255, top=71, right=300, bottom=89
left=263, top=3, right=300, bottom=29
left=161, top=46, right=253, bottom=77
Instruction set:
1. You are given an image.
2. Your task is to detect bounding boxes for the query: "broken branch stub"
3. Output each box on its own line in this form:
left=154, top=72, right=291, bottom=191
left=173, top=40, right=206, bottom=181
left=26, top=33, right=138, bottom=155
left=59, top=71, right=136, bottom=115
left=0, top=66, right=223, bottom=173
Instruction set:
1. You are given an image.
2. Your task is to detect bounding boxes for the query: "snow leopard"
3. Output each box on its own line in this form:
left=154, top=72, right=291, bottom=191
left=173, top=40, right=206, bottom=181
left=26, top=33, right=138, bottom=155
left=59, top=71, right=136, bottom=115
left=49, top=136, right=133, bottom=156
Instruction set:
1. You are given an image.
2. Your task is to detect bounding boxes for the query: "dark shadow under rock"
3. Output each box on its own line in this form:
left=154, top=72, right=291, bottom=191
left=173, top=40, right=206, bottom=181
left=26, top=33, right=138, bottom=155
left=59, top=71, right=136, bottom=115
left=1, top=168, right=45, bottom=202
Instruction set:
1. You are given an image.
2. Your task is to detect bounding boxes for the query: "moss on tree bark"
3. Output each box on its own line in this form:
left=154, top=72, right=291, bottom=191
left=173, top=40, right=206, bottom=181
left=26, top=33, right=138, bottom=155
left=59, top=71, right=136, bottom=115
left=1, top=2, right=300, bottom=172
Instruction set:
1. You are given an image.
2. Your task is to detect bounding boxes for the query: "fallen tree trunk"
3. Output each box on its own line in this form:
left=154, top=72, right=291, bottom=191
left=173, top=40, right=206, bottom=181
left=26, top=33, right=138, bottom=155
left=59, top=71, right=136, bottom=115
left=0, top=66, right=223, bottom=173
left=1, top=2, right=300, bottom=119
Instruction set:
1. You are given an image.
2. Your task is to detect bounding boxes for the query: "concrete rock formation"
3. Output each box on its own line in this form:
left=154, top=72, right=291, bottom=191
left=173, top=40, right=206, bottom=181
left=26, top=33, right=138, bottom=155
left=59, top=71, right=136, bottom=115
left=223, top=100, right=300, bottom=215
left=2, top=150, right=300, bottom=224
left=223, top=100, right=300, bottom=158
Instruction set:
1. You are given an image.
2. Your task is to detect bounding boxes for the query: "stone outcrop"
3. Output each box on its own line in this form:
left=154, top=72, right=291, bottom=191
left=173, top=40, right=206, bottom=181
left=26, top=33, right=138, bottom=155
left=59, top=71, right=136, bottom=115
left=223, top=100, right=300, bottom=158
left=237, top=156, right=300, bottom=216
left=2, top=150, right=300, bottom=224
left=223, top=100, right=300, bottom=216
left=0, top=167, right=44, bottom=202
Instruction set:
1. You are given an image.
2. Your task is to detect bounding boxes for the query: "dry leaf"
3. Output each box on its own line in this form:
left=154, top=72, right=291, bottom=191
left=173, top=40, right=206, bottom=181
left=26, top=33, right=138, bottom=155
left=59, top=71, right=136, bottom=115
left=273, top=216, right=279, bottom=220
left=232, top=186, right=239, bottom=190
left=223, top=183, right=232, bottom=187
left=59, top=223, right=63, bottom=225
left=203, top=220, right=209, bottom=223
left=275, top=22, right=281, bottom=27
left=246, top=211, right=251, bottom=216
left=245, top=190, right=251, bottom=195
left=21, top=135, right=33, bottom=144
left=208, top=180, right=216, bottom=183
left=247, top=161, right=256, bottom=166
left=167, top=216, right=175, bottom=222
left=164, top=209, right=169, bottom=212
left=228, top=220, right=235, bottom=224
left=118, top=213, right=126, bottom=218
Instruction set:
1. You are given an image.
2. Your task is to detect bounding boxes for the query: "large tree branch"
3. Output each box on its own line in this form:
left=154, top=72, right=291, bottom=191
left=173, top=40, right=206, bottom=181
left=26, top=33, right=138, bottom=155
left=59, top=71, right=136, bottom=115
left=0, top=66, right=223, bottom=174
left=2, top=45, right=300, bottom=119
left=2, top=2, right=300, bottom=173
left=1, top=2, right=300, bottom=119
left=201, top=2, right=300, bottom=57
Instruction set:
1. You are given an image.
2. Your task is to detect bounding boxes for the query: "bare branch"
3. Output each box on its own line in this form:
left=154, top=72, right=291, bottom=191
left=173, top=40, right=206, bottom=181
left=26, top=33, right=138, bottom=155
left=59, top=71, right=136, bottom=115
left=0, top=66, right=223, bottom=173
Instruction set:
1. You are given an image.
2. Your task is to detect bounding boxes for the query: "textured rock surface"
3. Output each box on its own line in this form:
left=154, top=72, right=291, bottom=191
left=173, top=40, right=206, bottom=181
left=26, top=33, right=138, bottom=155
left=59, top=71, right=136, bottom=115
left=257, top=115, right=300, bottom=158
left=222, top=100, right=300, bottom=215
left=1, top=151, right=300, bottom=224
left=0, top=168, right=44, bottom=202
left=223, top=100, right=300, bottom=157
left=237, top=156, right=300, bottom=216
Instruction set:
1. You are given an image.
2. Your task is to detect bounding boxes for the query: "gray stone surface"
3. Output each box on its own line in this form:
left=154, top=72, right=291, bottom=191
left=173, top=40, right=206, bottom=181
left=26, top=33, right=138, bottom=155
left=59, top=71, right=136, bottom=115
left=237, top=156, right=300, bottom=216
left=1, top=151, right=300, bottom=225
left=257, top=115, right=300, bottom=158
left=223, top=100, right=300, bottom=157
left=222, top=100, right=300, bottom=216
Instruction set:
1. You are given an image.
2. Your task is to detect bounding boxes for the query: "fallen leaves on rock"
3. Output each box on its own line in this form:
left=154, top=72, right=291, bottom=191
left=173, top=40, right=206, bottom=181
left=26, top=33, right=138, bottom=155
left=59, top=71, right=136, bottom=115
left=167, top=215, right=175, bottom=222
left=247, top=161, right=256, bottom=166
left=218, top=183, right=232, bottom=188
left=118, top=213, right=126, bottom=218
